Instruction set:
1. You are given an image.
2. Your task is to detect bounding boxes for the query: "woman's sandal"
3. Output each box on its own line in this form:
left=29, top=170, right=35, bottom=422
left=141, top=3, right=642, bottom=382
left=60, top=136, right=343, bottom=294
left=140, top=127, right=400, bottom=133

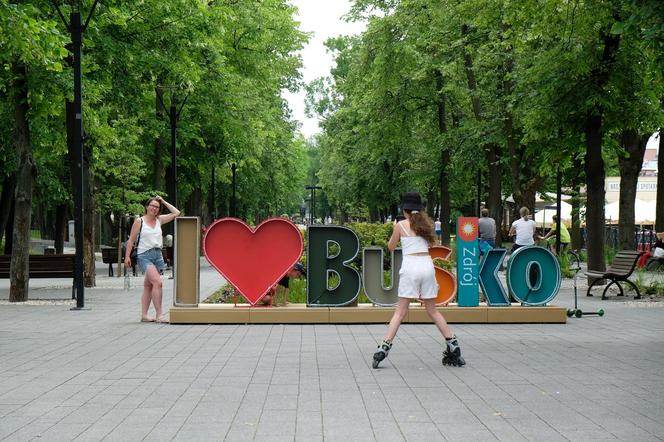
left=155, top=316, right=169, bottom=324
left=140, top=317, right=155, bottom=323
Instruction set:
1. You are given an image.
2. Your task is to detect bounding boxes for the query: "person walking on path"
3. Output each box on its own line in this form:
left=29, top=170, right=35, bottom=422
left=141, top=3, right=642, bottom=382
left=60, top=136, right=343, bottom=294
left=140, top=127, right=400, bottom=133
left=124, top=196, right=180, bottom=323
left=434, top=218, right=442, bottom=244
left=372, top=192, right=465, bottom=368
left=478, top=208, right=496, bottom=254
left=508, top=206, right=537, bottom=253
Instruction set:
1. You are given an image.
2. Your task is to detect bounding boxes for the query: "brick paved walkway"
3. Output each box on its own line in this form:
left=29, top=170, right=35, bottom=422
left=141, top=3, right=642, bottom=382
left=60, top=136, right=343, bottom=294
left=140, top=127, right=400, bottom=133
left=1, top=260, right=662, bottom=441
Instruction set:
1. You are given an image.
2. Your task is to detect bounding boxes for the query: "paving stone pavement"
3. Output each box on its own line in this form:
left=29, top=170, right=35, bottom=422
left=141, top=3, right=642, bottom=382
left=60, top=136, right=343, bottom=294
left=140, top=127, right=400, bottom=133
left=1, top=259, right=663, bottom=441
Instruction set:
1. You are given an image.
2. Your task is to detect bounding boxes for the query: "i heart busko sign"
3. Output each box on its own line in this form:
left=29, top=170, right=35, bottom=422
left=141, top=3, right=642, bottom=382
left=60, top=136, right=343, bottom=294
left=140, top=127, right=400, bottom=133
left=203, top=218, right=304, bottom=305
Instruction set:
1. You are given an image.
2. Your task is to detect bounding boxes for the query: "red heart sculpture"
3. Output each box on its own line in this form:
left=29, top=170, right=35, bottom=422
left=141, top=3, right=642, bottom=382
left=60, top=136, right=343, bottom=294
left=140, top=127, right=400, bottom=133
left=203, top=218, right=303, bottom=305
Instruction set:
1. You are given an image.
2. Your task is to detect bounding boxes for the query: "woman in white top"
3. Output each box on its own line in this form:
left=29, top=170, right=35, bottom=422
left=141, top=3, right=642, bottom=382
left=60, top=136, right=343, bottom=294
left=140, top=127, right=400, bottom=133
left=508, top=206, right=537, bottom=253
left=372, top=192, right=465, bottom=368
left=125, top=196, right=180, bottom=323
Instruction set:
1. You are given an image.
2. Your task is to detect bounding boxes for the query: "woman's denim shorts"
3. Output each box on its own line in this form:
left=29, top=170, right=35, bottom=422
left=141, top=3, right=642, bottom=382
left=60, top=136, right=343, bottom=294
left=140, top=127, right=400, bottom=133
left=136, top=248, right=165, bottom=274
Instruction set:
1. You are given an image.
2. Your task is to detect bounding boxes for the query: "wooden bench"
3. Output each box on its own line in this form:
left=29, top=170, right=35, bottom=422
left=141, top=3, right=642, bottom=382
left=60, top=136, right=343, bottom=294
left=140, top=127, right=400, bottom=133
left=101, top=246, right=138, bottom=277
left=586, top=250, right=642, bottom=300
left=0, top=254, right=76, bottom=297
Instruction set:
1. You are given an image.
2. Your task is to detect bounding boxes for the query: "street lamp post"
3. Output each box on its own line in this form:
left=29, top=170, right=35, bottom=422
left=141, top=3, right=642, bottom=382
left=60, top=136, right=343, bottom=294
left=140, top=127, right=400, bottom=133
left=156, top=92, right=189, bottom=209
left=476, top=169, right=482, bottom=217
left=52, top=0, right=100, bottom=310
left=306, top=185, right=322, bottom=224
left=231, top=163, right=237, bottom=218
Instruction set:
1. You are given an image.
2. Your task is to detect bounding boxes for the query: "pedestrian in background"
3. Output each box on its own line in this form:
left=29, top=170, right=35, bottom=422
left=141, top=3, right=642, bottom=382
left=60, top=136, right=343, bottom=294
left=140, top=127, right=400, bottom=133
left=508, top=206, right=537, bottom=253
left=434, top=218, right=442, bottom=244
left=478, top=208, right=496, bottom=254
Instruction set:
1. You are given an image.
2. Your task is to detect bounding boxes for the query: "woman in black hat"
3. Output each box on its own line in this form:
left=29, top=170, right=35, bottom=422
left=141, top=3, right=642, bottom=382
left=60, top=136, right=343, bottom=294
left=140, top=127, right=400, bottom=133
left=372, top=192, right=466, bottom=368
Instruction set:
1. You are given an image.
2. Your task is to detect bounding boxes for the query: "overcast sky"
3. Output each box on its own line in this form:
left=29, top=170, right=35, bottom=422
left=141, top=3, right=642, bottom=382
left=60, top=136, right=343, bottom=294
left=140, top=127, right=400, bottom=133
left=284, top=0, right=366, bottom=138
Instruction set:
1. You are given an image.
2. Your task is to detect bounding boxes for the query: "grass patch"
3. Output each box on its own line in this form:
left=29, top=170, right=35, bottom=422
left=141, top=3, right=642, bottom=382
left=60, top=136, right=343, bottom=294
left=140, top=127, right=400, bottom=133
left=633, top=270, right=664, bottom=297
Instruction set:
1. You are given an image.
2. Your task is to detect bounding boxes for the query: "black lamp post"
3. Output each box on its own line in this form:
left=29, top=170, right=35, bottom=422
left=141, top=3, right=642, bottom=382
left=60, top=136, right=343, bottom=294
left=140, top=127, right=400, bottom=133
left=52, top=0, right=100, bottom=310
left=306, top=185, right=322, bottom=224
left=476, top=169, right=482, bottom=217
left=231, top=163, right=237, bottom=218
left=156, top=92, right=189, bottom=209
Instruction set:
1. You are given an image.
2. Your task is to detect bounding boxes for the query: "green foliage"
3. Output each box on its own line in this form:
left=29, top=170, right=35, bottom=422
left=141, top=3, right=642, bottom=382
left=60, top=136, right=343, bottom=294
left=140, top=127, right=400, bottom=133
left=632, top=270, right=664, bottom=297
left=346, top=222, right=393, bottom=252
left=1, top=0, right=311, bottom=238
left=306, top=0, right=663, bottom=236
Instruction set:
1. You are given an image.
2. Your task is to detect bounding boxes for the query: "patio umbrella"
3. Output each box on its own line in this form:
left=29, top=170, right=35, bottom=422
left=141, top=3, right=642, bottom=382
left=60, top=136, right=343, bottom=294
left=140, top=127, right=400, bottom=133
left=604, top=199, right=656, bottom=224
left=534, top=201, right=573, bottom=228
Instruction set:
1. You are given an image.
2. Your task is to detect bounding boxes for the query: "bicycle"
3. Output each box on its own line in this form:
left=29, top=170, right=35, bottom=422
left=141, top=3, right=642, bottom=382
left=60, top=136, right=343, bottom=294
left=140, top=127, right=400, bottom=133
left=540, top=238, right=581, bottom=273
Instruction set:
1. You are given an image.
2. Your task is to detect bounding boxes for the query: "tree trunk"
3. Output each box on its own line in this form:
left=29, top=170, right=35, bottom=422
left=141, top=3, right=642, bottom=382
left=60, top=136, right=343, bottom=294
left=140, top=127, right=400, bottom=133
left=617, top=129, right=648, bottom=250
left=36, top=203, right=47, bottom=240
left=4, top=198, right=15, bottom=255
left=656, top=129, right=663, bottom=232
left=66, top=99, right=95, bottom=286
left=569, top=156, right=584, bottom=251
left=83, top=143, right=95, bottom=287
left=585, top=113, right=606, bottom=272
left=54, top=203, right=66, bottom=254
left=486, top=143, right=502, bottom=245
left=369, top=207, right=379, bottom=223
left=9, top=62, right=36, bottom=303
left=584, top=31, right=621, bottom=273
left=460, top=32, right=504, bottom=243
left=425, top=188, right=436, bottom=219
left=189, top=186, right=202, bottom=218
left=434, top=69, right=451, bottom=245
left=0, top=174, right=16, bottom=245
left=461, top=25, right=482, bottom=119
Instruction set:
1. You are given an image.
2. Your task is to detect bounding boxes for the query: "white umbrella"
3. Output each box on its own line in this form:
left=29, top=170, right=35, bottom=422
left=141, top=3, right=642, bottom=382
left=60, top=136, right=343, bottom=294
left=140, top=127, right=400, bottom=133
left=604, top=199, right=656, bottom=224
left=534, top=201, right=573, bottom=228
left=506, top=192, right=574, bottom=209
left=636, top=199, right=657, bottom=224
left=605, top=201, right=620, bottom=222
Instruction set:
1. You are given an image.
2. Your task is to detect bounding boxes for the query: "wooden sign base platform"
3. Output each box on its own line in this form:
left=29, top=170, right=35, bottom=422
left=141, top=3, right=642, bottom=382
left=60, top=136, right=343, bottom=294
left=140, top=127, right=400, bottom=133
left=169, top=303, right=567, bottom=324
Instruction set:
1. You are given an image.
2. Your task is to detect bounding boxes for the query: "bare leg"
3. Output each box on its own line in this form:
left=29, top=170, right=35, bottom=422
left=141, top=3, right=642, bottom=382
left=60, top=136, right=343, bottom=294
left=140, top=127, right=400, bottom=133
left=422, top=298, right=453, bottom=339
left=145, top=266, right=163, bottom=319
left=141, top=276, right=152, bottom=320
left=384, top=297, right=411, bottom=342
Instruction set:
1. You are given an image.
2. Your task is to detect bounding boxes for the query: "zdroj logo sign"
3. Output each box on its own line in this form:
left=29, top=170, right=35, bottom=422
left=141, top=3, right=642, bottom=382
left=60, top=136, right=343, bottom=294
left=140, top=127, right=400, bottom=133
left=204, top=217, right=561, bottom=307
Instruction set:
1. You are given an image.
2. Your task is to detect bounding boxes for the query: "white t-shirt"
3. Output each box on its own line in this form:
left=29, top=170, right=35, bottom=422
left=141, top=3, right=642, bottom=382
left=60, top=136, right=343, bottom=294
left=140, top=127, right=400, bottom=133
left=512, top=218, right=536, bottom=246
left=434, top=220, right=442, bottom=232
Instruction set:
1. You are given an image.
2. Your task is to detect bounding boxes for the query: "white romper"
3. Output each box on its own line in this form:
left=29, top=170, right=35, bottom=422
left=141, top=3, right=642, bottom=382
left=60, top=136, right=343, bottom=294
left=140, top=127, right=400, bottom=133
left=397, top=221, right=438, bottom=299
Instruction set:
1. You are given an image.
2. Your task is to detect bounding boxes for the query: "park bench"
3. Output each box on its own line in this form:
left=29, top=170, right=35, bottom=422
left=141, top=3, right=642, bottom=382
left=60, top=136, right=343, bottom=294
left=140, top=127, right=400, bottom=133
left=101, top=246, right=139, bottom=277
left=0, top=254, right=76, bottom=297
left=101, top=246, right=120, bottom=276
left=586, top=250, right=642, bottom=300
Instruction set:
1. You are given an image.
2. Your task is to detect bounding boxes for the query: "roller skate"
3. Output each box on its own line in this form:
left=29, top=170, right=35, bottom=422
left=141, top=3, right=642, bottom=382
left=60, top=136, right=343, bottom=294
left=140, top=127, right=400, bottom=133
left=442, top=335, right=465, bottom=367
left=372, top=339, right=392, bottom=368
